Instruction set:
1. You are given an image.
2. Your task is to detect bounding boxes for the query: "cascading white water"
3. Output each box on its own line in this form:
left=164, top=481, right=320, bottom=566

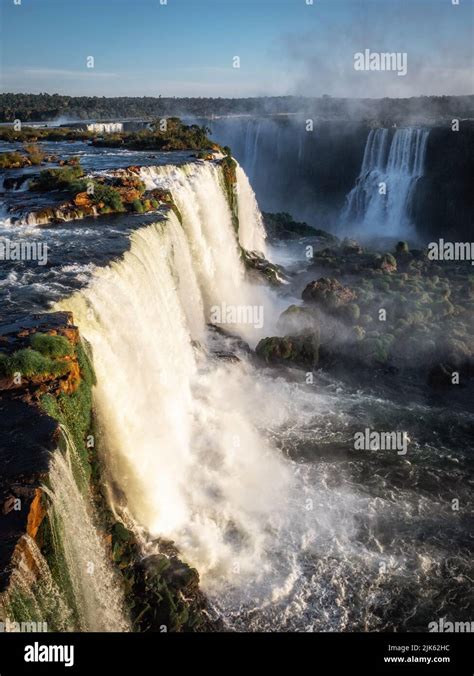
left=0, top=535, right=74, bottom=631
left=235, top=164, right=267, bottom=254
left=56, top=162, right=360, bottom=628
left=138, top=161, right=275, bottom=342
left=341, top=127, right=429, bottom=236
left=60, top=213, right=295, bottom=586
left=243, top=118, right=262, bottom=182
left=0, top=432, right=128, bottom=632
left=42, top=433, right=128, bottom=631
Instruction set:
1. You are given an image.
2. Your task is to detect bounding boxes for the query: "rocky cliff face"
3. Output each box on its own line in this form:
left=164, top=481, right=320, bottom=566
left=413, top=122, right=474, bottom=241
left=211, top=117, right=474, bottom=240
left=0, top=313, right=80, bottom=591
left=0, top=312, right=216, bottom=631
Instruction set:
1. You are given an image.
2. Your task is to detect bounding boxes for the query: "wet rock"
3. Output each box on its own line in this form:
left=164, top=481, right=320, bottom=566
left=378, top=253, right=397, bottom=273
left=242, top=249, right=288, bottom=286
left=302, top=277, right=356, bottom=309
left=342, top=238, right=363, bottom=254
left=256, top=334, right=319, bottom=368
left=395, top=241, right=409, bottom=253
left=277, top=305, right=318, bottom=335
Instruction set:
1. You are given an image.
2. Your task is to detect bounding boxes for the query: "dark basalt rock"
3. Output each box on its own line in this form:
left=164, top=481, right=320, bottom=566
left=0, top=312, right=81, bottom=591
left=111, top=523, right=220, bottom=632
left=242, top=249, right=288, bottom=286
left=0, top=399, right=56, bottom=591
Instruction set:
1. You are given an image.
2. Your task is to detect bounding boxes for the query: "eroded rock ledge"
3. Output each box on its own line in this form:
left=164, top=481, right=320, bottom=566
left=0, top=312, right=218, bottom=631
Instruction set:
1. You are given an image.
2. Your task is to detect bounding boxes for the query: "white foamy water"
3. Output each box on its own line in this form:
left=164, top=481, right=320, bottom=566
left=53, top=162, right=360, bottom=628
left=43, top=432, right=129, bottom=631
left=60, top=216, right=362, bottom=628
left=341, top=128, right=429, bottom=237
left=52, top=159, right=472, bottom=632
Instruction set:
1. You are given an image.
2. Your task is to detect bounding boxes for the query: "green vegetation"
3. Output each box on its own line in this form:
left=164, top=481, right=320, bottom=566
left=93, top=117, right=213, bottom=152
left=0, top=125, right=93, bottom=144
left=23, top=143, right=45, bottom=165
left=0, top=117, right=214, bottom=152
left=91, top=183, right=124, bottom=212
left=220, top=155, right=238, bottom=231
left=30, top=164, right=84, bottom=191
left=0, top=151, right=27, bottom=169
left=40, top=341, right=95, bottom=488
left=29, top=332, right=74, bottom=358
left=0, top=92, right=472, bottom=124
left=0, top=348, right=70, bottom=379
left=131, top=198, right=145, bottom=213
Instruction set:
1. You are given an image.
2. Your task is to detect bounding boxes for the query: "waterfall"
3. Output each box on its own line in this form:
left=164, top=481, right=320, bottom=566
left=1, top=433, right=128, bottom=632
left=243, top=119, right=262, bottom=182
left=0, top=535, right=74, bottom=632
left=235, top=164, right=267, bottom=254
left=43, top=433, right=129, bottom=631
left=60, top=213, right=292, bottom=586
left=56, top=161, right=356, bottom=627
left=340, top=127, right=429, bottom=236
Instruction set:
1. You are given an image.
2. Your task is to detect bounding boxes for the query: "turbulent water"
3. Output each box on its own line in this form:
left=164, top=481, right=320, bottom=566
left=56, top=161, right=471, bottom=631
left=340, top=128, right=430, bottom=237
left=1, top=147, right=472, bottom=632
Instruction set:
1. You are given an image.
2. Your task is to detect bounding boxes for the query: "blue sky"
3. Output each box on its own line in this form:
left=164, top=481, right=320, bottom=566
left=1, top=0, right=472, bottom=97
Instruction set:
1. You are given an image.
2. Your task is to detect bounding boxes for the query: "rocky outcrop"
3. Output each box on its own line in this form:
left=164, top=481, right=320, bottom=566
left=257, top=242, right=474, bottom=387
left=256, top=334, right=319, bottom=368
left=0, top=313, right=81, bottom=591
left=242, top=249, right=288, bottom=286
left=0, top=312, right=215, bottom=631
left=302, top=277, right=356, bottom=309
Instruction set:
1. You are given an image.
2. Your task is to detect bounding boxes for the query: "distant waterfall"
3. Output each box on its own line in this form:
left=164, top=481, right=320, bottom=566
left=340, top=128, right=429, bottom=236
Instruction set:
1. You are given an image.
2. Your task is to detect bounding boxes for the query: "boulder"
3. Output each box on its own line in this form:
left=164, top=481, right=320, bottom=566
left=276, top=305, right=318, bottom=335
left=256, top=334, right=319, bottom=368
left=73, top=192, right=92, bottom=208
left=302, top=277, right=356, bottom=309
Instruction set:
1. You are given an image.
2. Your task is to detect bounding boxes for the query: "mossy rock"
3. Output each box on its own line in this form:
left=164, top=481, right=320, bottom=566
left=276, top=305, right=318, bottom=335
left=338, top=302, right=361, bottom=323
left=0, top=348, right=71, bottom=379
left=29, top=332, right=73, bottom=358
left=256, top=335, right=319, bottom=368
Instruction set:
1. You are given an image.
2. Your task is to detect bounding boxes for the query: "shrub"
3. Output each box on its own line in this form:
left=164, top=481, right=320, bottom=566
left=90, top=183, right=123, bottom=211
left=132, top=199, right=145, bottom=213
left=339, top=303, right=361, bottom=322
left=0, top=348, right=70, bottom=378
left=31, top=164, right=84, bottom=191
left=23, top=143, right=45, bottom=165
left=0, top=151, right=25, bottom=169
left=29, top=333, right=73, bottom=358
left=395, top=241, right=409, bottom=253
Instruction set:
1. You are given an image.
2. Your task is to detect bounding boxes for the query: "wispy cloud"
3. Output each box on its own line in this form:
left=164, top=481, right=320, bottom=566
left=4, top=67, right=118, bottom=80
